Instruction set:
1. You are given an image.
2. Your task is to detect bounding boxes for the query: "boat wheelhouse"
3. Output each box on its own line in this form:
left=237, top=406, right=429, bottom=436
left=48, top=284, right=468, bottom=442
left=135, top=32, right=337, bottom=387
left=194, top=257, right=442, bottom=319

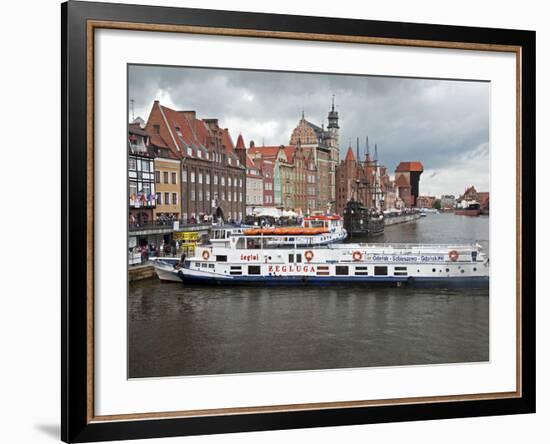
left=153, top=227, right=489, bottom=287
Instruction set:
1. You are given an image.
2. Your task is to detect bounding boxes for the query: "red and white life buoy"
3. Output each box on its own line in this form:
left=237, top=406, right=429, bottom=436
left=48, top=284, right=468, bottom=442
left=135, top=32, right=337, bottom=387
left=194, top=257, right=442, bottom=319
left=304, top=250, right=314, bottom=262
left=352, top=251, right=363, bottom=261
left=202, top=250, right=210, bottom=260
left=448, top=250, right=459, bottom=262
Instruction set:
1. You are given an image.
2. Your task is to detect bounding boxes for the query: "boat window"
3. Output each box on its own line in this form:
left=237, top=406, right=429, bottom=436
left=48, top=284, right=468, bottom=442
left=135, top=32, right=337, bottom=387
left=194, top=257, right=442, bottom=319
left=296, top=254, right=302, bottom=263
left=335, top=266, right=349, bottom=276
left=208, top=264, right=214, bottom=268
left=355, top=266, right=368, bottom=276
left=248, top=265, right=261, bottom=275
left=394, top=266, right=407, bottom=276
left=246, top=238, right=260, bottom=249
left=236, top=238, right=246, bottom=249
left=216, top=255, right=227, bottom=262
left=289, top=254, right=294, bottom=262
left=374, top=266, right=387, bottom=276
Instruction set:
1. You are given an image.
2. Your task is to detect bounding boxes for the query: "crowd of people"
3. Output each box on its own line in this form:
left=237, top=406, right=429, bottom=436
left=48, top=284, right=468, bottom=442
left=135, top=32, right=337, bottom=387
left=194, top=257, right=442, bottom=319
left=130, top=239, right=186, bottom=265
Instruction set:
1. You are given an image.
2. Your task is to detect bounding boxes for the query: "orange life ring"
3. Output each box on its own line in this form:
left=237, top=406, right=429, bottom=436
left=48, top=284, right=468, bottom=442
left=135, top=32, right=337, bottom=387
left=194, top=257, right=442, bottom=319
left=449, top=250, right=459, bottom=262
left=304, top=250, right=314, bottom=262
left=352, top=251, right=363, bottom=261
left=202, top=250, right=210, bottom=260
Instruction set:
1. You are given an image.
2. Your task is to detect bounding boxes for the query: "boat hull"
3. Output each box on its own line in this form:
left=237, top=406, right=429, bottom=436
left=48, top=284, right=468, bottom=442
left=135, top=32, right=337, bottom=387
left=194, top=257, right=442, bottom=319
left=151, top=258, right=184, bottom=282
left=175, top=270, right=488, bottom=288
left=454, top=209, right=482, bottom=216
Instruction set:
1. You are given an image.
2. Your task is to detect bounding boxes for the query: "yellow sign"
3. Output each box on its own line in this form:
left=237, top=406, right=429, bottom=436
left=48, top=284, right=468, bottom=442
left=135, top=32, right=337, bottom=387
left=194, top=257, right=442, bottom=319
left=173, top=231, right=199, bottom=241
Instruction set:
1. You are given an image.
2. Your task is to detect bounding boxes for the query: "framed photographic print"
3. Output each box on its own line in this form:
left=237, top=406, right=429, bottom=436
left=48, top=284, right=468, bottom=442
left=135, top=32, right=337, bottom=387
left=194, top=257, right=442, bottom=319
left=61, top=1, right=536, bottom=442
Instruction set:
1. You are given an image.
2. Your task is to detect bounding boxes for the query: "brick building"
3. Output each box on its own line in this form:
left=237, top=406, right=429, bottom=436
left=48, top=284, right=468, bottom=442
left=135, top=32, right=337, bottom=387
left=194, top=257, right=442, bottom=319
left=257, top=158, right=274, bottom=207
left=335, top=146, right=360, bottom=215
left=144, top=101, right=246, bottom=223
left=416, top=195, right=437, bottom=209
left=335, top=141, right=395, bottom=214
left=459, top=186, right=489, bottom=212
left=394, top=161, right=424, bottom=207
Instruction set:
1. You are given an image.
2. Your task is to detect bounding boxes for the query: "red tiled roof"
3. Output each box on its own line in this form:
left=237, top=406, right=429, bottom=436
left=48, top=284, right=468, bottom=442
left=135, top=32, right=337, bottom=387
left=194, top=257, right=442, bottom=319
left=249, top=145, right=300, bottom=163
left=235, top=134, right=246, bottom=150
left=128, top=123, right=148, bottom=137
left=221, top=128, right=239, bottom=158
left=246, top=154, right=256, bottom=169
left=283, top=146, right=296, bottom=162
left=248, top=146, right=282, bottom=158
left=395, top=175, right=410, bottom=187
left=149, top=133, right=168, bottom=149
left=344, top=146, right=356, bottom=162
left=395, top=161, right=424, bottom=172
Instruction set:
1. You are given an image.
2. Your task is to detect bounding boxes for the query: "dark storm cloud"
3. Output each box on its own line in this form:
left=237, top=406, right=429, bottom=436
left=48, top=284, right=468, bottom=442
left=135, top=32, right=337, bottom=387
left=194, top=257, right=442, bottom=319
left=129, top=65, right=490, bottom=195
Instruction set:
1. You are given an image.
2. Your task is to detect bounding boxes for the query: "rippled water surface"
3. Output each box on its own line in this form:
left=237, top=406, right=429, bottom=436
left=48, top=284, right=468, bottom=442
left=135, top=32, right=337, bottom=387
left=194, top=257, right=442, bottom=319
left=128, top=213, right=489, bottom=378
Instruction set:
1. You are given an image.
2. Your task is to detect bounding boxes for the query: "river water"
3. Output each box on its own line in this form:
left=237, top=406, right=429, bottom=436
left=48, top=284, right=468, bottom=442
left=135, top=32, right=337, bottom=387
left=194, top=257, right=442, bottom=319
left=128, top=213, right=489, bottom=378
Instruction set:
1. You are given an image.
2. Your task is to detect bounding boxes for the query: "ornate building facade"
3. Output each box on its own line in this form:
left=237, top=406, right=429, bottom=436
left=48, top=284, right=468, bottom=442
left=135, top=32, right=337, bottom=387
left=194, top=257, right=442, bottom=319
left=289, top=101, right=340, bottom=212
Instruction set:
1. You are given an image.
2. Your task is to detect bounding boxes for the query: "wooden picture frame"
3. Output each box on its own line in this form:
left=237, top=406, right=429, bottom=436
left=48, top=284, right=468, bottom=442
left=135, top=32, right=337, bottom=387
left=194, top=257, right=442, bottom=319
left=61, top=1, right=536, bottom=442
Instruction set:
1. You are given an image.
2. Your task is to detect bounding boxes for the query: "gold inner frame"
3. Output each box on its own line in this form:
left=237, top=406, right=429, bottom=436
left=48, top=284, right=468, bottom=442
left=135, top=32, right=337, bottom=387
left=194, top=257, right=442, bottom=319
left=86, top=19, right=523, bottom=423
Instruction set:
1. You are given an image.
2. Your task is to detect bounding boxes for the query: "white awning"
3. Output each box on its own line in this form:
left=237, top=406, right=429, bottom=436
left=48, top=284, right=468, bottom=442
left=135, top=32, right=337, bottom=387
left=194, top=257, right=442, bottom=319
left=253, top=207, right=281, bottom=218
left=282, top=210, right=298, bottom=217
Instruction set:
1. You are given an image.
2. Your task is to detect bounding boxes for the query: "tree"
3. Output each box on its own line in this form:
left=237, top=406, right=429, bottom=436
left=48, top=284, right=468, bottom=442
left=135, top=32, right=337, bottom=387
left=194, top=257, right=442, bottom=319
left=432, top=199, right=442, bottom=210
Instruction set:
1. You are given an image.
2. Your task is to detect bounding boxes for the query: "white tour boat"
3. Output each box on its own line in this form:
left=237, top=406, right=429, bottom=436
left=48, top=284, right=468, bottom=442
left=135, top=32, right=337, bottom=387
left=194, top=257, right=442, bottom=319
left=153, top=227, right=489, bottom=287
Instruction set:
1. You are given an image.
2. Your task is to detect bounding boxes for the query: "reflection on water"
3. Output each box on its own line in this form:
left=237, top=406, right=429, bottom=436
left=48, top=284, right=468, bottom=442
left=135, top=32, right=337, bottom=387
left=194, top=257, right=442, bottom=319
left=128, top=213, right=489, bottom=378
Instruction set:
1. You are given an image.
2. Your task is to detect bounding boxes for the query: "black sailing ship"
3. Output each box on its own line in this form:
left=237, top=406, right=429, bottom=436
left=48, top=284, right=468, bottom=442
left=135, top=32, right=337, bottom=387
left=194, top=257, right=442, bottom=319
left=343, top=199, right=384, bottom=238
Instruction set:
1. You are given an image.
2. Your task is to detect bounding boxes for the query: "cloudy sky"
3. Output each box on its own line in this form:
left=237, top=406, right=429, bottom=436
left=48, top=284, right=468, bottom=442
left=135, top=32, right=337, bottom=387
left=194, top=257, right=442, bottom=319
left=129, top=65, right=490, bottom=197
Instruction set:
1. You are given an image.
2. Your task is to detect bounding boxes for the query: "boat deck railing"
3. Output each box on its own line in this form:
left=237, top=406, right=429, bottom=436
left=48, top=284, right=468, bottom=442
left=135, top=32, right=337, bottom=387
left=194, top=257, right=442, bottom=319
left=329, top=242, right=481, bottom=250
left=204, top=238, right=483, bottom=252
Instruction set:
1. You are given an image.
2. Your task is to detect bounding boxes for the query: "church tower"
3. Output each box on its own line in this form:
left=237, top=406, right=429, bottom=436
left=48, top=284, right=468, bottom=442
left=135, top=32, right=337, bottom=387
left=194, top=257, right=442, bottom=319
left=327, top=96, right=340, bottom=203
left=327, top=95, right=340, bottom=160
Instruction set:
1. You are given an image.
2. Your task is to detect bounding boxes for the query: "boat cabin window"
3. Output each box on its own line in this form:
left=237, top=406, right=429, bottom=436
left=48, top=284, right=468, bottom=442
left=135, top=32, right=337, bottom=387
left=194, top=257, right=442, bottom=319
left=394, top=266, right=408, bottom=276
left=230, top=265, right=242, bottom=275
left=335, top=266, right=349, bottom=276
left=374, top=266, right=388, bottom=276
left=246, top=238, right=261, bottom=249
left=248, top=265, right=261, bottom=275
left=355, top=266, right=368, bottom=276
left=216, top=255, right=227, bottom=262
left=212, top=230, right=227, bottom=240
left=289, top=254, right=294, bottom=263
left=296, top=254, right=302, bottom=263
